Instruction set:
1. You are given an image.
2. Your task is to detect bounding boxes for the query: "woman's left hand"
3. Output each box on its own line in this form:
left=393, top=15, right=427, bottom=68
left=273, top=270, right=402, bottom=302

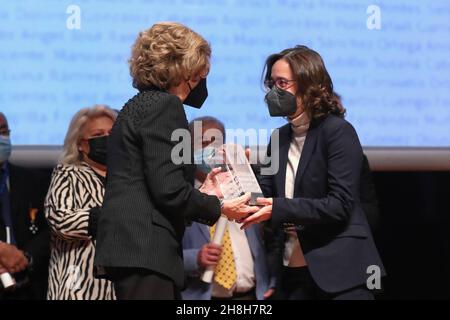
left=239, top=197, right=273, bottom=229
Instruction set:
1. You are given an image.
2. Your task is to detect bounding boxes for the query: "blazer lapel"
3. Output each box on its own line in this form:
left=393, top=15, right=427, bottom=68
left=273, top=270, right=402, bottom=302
left=274, top=126, right=291, bottom=198
left=294, top=122, right=319, bottom=193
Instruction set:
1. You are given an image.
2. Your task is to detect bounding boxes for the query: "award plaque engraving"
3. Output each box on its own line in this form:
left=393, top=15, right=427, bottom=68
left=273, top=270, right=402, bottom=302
left=205, top=144, right=263, bottom=205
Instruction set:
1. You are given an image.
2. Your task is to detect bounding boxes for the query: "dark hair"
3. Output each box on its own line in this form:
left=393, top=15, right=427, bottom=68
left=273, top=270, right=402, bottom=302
left=332, top=91, right=346, bottom=116
left=188, top=116, right=226, bottom=142
left=263, top=45, right=345, bottom=121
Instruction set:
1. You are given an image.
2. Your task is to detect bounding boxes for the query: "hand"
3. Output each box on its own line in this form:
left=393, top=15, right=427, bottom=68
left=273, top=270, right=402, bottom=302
left=239, top=197, right=273, bottom=229
left=0, top=264, right=7, bottom=275
left=199, top=167, right=223, bottom=198
left=221, top=193, right=260, bottom=220
left=0, top=242, right=29, bottom=274
left=197, top=243, right=222, bottom=269
left=263, top=288, right=275, bottom=299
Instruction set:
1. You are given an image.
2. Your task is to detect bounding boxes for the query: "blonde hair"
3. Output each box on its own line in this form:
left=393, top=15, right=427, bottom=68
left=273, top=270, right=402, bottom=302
left=129, top=22, right=211, bottom=91
left=60, top=105, right=117, bottom=166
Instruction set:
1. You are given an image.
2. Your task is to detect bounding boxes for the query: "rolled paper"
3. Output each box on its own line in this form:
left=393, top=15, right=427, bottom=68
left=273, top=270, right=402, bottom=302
left=0, top=272, right=16, bottom=289
left=201, top=216, right=228, bottom=283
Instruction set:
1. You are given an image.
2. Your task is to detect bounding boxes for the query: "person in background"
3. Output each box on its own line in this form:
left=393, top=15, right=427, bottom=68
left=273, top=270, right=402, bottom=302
left=333, top=93, right=381, bottom=234
left=359, top=154, right=380, bottom=233
left=182, top=116, right=275, bottom=300
left=0, top=112, right=51, bottom=300
left=44, top=105, right=116, bottom=300
left=242, top=45, right=385, bottom=300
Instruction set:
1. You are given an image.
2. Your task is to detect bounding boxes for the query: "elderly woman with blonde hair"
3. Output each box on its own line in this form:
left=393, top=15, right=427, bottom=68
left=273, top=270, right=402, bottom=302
left=45, top=105, right=117, bottom=300
left=94, top=22, right=258, bottom=300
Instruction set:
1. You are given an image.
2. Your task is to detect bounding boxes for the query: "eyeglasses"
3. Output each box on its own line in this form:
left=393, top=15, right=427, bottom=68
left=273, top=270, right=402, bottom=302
left=0, top=129, right=10, bottom=136
left=264, top=78, right=296, bottom=90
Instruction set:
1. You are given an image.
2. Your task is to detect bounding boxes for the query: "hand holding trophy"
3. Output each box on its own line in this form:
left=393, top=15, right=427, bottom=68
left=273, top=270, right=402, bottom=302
left=199, top=167, right=259, bottom=221
left=199, top=143, right=264, bottom=283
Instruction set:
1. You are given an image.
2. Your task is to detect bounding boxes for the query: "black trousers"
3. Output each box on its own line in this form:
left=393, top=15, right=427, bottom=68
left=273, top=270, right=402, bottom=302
left=211, top=288, right=257, bottom=300
left=107, top=267, right=180, bottom=300
left=280, top=266, right=374, bottom=300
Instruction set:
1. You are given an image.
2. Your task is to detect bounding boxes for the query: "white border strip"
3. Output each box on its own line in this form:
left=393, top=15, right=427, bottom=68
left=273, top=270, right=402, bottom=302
left=10, top=145, right=450, bottom=171
left=363, top=147, right=450, bottom=171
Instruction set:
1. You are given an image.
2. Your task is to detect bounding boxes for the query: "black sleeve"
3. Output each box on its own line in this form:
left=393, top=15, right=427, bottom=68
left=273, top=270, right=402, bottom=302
left=271, top=121, right=363, bottom=226
left=139, top=94, right=221, bottom=226
left=256, top=138, right=275, bottom=198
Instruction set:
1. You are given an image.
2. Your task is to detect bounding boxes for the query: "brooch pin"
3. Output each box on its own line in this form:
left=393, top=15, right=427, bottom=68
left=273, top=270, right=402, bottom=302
left=29, top=208, right=39, bottom=234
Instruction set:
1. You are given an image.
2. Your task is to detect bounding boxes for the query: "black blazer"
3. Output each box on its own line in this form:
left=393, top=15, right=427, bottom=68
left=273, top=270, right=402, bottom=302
left=259, top=115, right=385, bottom=294
left=94, top=89, right=221, bottom=288
left=0, top=164, right=51, bottom=299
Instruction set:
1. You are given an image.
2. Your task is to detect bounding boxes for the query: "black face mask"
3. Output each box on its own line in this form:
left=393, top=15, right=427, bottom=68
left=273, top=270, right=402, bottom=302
left=184, top=78, right=208, bottom=109
left=87, top=135, right=108, bottom=166
left=264, top=86, right=297, bottom=117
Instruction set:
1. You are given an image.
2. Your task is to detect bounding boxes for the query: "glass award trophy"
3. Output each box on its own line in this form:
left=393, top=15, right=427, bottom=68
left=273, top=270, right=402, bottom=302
left=205, top=144, right=263, bottom=205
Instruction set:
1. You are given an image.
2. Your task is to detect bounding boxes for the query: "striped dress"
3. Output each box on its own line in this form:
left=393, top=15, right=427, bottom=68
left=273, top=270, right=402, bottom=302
left=44, top=163, right=115, bottom=300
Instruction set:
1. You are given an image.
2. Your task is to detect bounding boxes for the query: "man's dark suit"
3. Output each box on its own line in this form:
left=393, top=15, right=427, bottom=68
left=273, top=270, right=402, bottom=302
left=259, top=115, right=385, bottom=296
left=94, top=89, right=221, bottom=293
left=360, top=154, right=380, bottom=234
left=0, top=164, right=51, bottom=300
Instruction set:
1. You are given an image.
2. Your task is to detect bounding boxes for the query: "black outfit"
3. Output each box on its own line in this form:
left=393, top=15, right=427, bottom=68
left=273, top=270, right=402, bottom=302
left=111, top=268, right=180, bottom=300
left=360, top=154, right=380, bottom=233
left=0, top=163, right=51, bottom=300
left=94, top=88, right=221, bottom=299
left=259, top=115, right=386, bottom=298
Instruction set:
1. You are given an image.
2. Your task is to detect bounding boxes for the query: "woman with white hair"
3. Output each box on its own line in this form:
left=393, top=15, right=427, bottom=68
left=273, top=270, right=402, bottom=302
left=44, top=105, right=116, bottom=300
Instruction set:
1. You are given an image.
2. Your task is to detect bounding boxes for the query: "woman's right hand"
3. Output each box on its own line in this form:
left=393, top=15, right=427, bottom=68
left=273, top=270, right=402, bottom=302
left=220, top=193, right=260, bottom=220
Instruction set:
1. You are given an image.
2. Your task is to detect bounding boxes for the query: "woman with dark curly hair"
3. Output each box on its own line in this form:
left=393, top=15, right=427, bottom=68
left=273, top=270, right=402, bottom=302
left=241, top=45, right=385, bottom=300
left=93, top=22, right=258, bottom=300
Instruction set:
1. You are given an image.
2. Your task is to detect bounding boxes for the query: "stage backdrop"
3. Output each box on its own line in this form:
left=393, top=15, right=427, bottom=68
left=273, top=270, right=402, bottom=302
left=1, top=0, right=449, bottom=146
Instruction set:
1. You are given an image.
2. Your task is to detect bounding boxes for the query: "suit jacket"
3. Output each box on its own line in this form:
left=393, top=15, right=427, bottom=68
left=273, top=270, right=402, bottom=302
left=181, top=222, right=274, bottom=300
left=0, top=163, right=51, bottom=299
left=94, top=88, right=221, bottom=288
left=259, top=114, right=385, bottom=294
